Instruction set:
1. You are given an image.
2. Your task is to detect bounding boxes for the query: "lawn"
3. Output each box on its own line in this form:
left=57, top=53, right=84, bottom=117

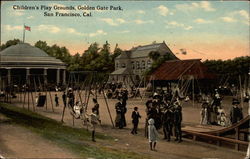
left=0, top=103, right=148, bottom=159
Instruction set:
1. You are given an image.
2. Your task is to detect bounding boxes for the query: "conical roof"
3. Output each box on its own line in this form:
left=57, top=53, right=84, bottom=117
left=0, top=43, right=66, bottom=69
left=0, top=43, right=50, bottom=57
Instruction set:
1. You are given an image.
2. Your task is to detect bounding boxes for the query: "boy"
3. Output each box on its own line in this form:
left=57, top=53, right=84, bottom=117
left=55, top=94, right=59, bottom=107
left=131, top=107, right=141, bottom=134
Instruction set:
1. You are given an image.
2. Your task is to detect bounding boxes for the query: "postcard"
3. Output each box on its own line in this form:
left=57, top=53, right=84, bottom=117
left=0, top=1, right=249, bottom=159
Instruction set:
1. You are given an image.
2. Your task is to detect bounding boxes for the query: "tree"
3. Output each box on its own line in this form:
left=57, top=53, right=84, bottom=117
left=1, top=39, right=123, bottom=73
left=144, top=51, right=176, bottom=76
left=34, top=40, right=49, bottom=53
left=0, top=39, right=21, bottom=51
left=149, top=51, right=160, bottom=61
left=68, top=53, right=82, bottom=71
left=203, top=56, right=250, bottom=85
left=112, top=43, right=122, bottom=59
left=81, top=42, right=100, bottom=71
left=92, top=41, right=112, bottom=71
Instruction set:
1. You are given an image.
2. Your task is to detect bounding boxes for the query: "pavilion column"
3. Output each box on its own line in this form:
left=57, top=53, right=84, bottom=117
left=44, top=68, right=48, bottom=84
left=0, top=75, right=2, bottom=89
left=56, top=68, right=60, bottom=85
left=7, top=68, right=11, bottom=85
left=62, top=69, right=66, bottom=85
left=26, top=68, right=30, bottom=84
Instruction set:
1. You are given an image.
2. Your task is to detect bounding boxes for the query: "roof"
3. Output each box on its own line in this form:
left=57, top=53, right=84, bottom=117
left=0, top=43, right=66, bottom=69
left=151, top=59, right=215, bottom=81
left=130, top=43, right=162, bottom=58
left=110, top=68, right=132, bottom=75
left=116, top=51, right=131, bottom=59
left=116, top=42, right=178, bottom=59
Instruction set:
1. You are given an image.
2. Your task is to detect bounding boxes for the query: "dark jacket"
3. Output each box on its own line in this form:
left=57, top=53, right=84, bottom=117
left=132, top=111, right=141, bottom=124
left=92, top=103, right=99, bottom=115
left=174, top=106, right=182, bottom=124
left=230, top=106, right=243, bottom=124
left=163, top=109, right=174, bottom=125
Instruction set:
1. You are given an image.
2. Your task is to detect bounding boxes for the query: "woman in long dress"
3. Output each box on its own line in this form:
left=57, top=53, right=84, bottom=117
left=200, top=103, right=208, bottom=125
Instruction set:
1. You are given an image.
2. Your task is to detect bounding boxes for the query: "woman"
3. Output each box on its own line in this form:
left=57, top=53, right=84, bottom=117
left=200, top=102, right=208, bottom=125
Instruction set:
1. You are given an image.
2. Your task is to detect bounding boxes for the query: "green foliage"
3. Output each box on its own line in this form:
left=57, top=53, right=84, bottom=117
left=80, top=41, right=121, bottom=73
left=203, top=56, right=250, bottom=84
left=0, top=39, right=21, bottom=51
left=35, top=41, right=72, bottom=65
left=1, top=39, right=123, bottom=73
left=144, top=51, right=176, bottom=76
left=148, top=51, right=160, bottom=61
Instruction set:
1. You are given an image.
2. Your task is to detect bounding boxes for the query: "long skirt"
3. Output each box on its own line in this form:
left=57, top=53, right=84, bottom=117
left=115, top=113, right=122, bottom=127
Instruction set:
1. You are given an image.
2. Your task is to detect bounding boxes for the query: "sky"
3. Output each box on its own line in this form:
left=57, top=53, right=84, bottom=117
left=1, top=1, right=249, bottom=60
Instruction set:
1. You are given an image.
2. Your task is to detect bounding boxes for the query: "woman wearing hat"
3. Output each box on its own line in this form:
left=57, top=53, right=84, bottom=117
left=229, top=99, right=243, bottom=124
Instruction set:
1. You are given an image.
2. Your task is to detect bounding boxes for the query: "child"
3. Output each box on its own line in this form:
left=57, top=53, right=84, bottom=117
left=90, top=108, right=101, bottom=142
left=148, top=118, right=158, bottom=151
left=219, top=112, right=227, bottom=127
left=73, top=101, right=81, bottom=119
left=131, top=107, right=141, bottom=134
left=35, top=95, right=39, bottom=106
left=55, top=94, right=59, bottom=107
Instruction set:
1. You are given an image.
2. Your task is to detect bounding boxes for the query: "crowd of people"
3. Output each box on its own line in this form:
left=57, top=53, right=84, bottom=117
left=106, top=82, right=141, bottom=99
left=110, top=86, right=183, bottom=150
left=145, top=93, right=183, bottom=144
left=32, top=83, right=246, bottom=152
left=200, top=91, right=244, bottom=127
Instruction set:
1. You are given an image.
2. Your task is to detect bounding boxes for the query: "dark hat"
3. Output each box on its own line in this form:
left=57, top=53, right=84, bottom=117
left=134, top=107, right=138, bottom=110
left=118, top=96, right=122, bottom=101
left=93, top=98, right=97, bottom=103
left=202, top=102, right=208, bottom=108
left=232, top=98, right=240, bottom=105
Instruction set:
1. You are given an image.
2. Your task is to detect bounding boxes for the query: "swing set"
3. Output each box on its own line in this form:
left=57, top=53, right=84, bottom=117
left=22, top=74, right=55, bottom=112
left=61, top=71, right=115, bottom=128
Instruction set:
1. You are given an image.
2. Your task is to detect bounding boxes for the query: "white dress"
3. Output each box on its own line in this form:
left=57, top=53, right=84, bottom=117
left=217, top=108, right=225, bottom=126
left=148, top=118, right=158, bottom=142
left=201, top=108, right=208, bottom=125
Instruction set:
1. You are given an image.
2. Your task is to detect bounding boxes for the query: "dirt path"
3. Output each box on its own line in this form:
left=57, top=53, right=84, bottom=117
left=0, top=114, right=79, bottom=158
left=7, top=92, right=248, bottom=159
left=96, top=126, right=245, bottom=159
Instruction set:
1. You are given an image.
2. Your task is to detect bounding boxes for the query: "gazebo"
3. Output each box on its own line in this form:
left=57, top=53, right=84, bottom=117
left=0, top=43, right=67, bottom=85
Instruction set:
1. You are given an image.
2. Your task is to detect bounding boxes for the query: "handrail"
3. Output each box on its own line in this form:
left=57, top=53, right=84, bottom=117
left=202, top=115, right=249, bottom=135
left=183, top=129, right=249, bottom=145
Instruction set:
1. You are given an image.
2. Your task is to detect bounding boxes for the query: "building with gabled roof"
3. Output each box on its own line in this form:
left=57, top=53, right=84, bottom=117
left=110, top=41, right=178, bottom=84
left=149, top=59, right=216, bottom=92
left=151, top=59, right=215, bottom=81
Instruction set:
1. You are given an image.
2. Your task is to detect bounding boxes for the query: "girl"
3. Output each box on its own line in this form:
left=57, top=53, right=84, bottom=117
left=148, top=118, right=158, bottom=151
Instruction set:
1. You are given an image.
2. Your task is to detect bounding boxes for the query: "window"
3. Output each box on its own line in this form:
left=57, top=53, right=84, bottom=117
left=116, top=62, right=119, bottom=69
left=131, top=61, right=135, bottom=70
left=136, top=61, right=140, bottom=69
left=121, top=63, right=126, bottom=68
left=142, top=60, right=145, bottom=69
left=147, top=60, right=151, bottom=68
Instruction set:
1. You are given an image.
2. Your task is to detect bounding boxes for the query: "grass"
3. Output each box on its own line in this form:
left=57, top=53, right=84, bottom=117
left=0, top=103, right=148, bottom=159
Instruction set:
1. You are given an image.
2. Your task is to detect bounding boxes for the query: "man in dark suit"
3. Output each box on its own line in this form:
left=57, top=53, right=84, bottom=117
left=131, top=107, right=141, bottom=134
left=173, top=102, right=183, bottom=143
left=230, top=99, right=243, bottom=124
